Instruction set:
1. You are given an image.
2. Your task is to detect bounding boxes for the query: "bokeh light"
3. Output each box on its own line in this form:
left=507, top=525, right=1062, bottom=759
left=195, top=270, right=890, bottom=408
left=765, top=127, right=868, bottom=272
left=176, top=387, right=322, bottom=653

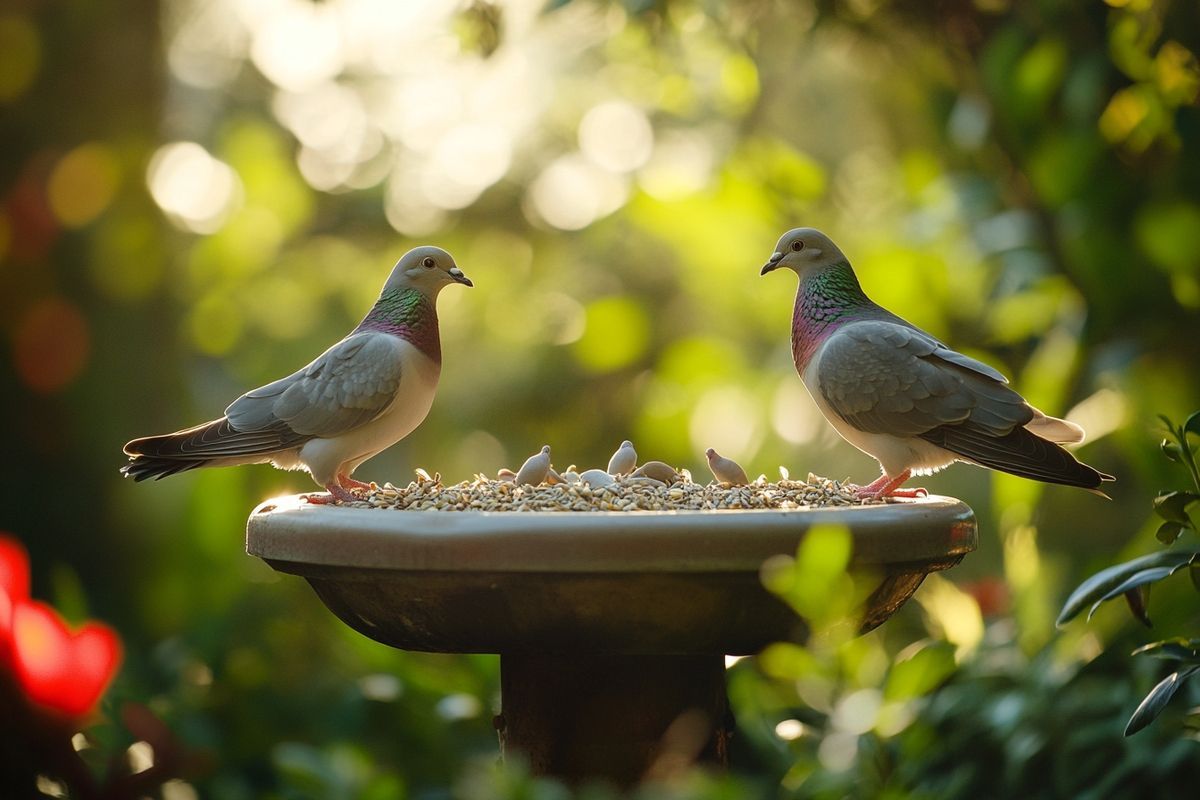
left=0, top=15, right=40, bottom=103
left=571, top=295, right=650, bottom=372
left=13, top=297, right=90, bottom=395
left=47, top=143, right=121, bottom=228
left=579, top=100, right=655, bottom=173
left=147, top=142, right=243, bottom=233
left=528, top=154, right=628, bottom=230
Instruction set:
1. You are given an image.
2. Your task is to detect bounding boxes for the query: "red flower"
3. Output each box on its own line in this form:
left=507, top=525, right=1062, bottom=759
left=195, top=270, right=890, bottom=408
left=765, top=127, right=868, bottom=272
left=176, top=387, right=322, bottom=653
left=0, top=534, right=122, bottom=718
left=9, top=601, right=122, bottom=718
left=962, top=576, right=1011, bottom=618
left=0, top=535, right=31, bottom=662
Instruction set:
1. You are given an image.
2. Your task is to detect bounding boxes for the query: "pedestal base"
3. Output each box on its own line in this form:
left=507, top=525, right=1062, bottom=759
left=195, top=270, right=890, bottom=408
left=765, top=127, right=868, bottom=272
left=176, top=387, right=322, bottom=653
left=496, top=653, right=731, bottom=787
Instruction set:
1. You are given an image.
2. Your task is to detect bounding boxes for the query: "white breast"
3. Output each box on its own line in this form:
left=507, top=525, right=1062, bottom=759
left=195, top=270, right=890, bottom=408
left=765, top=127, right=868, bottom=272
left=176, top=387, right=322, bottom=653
left=298, top=340, right=441, bottom=485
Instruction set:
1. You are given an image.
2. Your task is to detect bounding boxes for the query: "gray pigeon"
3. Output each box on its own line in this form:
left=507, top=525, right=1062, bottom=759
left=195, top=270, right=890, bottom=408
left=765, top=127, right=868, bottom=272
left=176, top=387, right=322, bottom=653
left=760, top=227, right=1113, bottom=499
left=121, top=246, right=472, bottom=503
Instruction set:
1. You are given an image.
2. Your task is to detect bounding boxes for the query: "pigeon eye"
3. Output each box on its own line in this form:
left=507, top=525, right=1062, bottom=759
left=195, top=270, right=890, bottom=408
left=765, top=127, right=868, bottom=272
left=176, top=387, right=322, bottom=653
left=791, top=240, right=804, bottom=252
left=422, top=257, right=436, bottom=268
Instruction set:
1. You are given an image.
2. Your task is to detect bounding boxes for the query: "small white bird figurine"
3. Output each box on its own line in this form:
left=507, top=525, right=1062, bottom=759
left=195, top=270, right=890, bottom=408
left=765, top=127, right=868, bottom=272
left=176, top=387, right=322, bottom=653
left=515, top=445, right=552, bottom=486
left=705, top=448, right=749, bottom=485
left=121, top=246, right=472, bottom=503
left=606, top=440, right=637, bottom=476
left=579, top=468, right=615, bottom=488
left=760, top=228, right=1113, bottom=499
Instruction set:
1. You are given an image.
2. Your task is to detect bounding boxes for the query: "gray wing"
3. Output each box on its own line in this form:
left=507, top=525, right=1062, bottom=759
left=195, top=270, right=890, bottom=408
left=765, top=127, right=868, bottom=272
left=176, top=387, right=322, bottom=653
left=226, top=331, right=405, bottom=439
left=816, top=320, right=1031, bottom=438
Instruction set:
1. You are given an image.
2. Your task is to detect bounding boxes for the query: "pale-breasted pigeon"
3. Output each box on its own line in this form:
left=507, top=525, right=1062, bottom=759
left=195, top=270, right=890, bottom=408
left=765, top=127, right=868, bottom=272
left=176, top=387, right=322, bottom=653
left=760, top=228, right=1113, bottom=499
left=121, top=247, right=472, bottom=503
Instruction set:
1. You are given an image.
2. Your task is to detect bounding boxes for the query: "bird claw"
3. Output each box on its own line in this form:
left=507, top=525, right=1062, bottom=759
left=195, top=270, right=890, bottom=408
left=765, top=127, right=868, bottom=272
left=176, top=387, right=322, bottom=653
left=852, top=469, right=923, bottom=500
left=304, top=483, right=363, bottom=504
left=338, top=475, right=374, bottom=491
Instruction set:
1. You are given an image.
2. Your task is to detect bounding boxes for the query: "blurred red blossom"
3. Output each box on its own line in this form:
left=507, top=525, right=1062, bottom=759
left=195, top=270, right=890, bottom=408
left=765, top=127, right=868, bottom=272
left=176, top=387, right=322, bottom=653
left=0, top=533, right=122, bottom=718
left=962, top=576, right=1011, bottom=618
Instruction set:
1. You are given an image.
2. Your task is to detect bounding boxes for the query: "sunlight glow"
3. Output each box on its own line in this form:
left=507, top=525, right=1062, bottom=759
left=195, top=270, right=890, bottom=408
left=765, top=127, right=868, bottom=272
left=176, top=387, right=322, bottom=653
left=771, top=379, right=822, bottom=444
left=528, top=154, right=628, bottom=230
left=638, top=130, right=714, bottom=200
left=774, top=718, right=807, bottom=740
left=916, top=574, right=985, bottom=656
left=250, top=0, right=344, bottom=92
left=385, top=166, right=449, bottom=235
left=689, top=386, right=762, bottom=461
left=167, top=0, right=247, bottom=89
left=162, top=780, right=200, bottom=800
left=579, top=100, right=654, bottom=173
left=831, top=688, right=882, bottom=735
left=147, top=142, right=242, bottom=234
left=127, top=741, right=154, bottom=774
left=1064, top=388, right=1128, bottom=445
left=435, top=693, right=482, bottom=721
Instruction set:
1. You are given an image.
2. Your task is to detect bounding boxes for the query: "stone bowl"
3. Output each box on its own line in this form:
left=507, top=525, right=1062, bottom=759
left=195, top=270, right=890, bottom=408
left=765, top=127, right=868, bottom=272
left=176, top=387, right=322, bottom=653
left=246, top=495, right=977, bottom=655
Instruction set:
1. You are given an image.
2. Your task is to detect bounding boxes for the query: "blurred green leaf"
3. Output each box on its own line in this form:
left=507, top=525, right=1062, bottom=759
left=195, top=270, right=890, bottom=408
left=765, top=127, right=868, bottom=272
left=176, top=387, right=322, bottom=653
left=1058, top=550, right=1195, bottom=625
left=1131, top=639, right=1200, bottom=662
left=1125, top=666, right=1200, bottom=737
left=1185, top=410, right=1200, bottom=437
left=1161, top=439, right=1183, bottom=463
left=1013, top=38, right=1067, bottom=117
left=1135, top=202, right=1200, bottom=274
left=571, top=296, right=651, bottom=373
left=759, top=641, right=825, bottom=680
left=1153, top=491, right=1199, bottom=524
left=1123, top=586, right=1152, bottom=628
left=1087, top=564, right=1192, bottom=621
left=1157, top=521, right=1184, bottom=545
left=883, top=642, right=956, bottom=702
left=272, top=742, right=337, bottom=795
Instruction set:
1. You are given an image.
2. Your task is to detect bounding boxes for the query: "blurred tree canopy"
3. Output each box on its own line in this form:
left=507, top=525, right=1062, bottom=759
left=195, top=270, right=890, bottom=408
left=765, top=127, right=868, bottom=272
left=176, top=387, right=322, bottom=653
left=2, top=0, right=1199, bottom=796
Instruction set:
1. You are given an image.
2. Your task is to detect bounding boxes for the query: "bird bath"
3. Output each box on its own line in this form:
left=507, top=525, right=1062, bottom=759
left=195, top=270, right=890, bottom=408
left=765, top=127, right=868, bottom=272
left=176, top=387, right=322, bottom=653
left=246, top=495, right=976, bottom=786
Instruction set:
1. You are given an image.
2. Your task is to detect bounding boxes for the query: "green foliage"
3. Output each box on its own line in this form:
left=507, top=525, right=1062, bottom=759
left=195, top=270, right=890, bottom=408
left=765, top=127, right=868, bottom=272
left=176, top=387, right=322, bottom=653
left=1060, top=412, right=1200, bottom=736
left=3, top=0, right=1200, bottom=794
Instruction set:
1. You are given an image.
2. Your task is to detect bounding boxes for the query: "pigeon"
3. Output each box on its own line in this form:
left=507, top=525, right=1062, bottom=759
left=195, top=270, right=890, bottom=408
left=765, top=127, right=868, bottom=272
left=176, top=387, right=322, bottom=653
left=515, top=445, right=552, bottom=486
left=121, top=246, right=472, bottom=503
left=606, top=440, right=637, bottom=476
left=705, top=448, right=749, bottom=485
left=760, top=228, right=1114, bottom=499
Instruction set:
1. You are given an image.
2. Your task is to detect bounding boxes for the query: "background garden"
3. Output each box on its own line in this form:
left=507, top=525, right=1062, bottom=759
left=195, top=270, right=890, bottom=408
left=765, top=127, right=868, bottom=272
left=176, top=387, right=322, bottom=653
left=2, top=0, right=1199, bottom=796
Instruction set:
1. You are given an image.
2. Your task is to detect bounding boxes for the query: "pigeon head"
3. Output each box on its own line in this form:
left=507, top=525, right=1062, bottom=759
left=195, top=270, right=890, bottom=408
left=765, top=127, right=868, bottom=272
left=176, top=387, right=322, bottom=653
left=760, top=228, right=848, bottom=277
left=387, top=246, right=473, bottom=294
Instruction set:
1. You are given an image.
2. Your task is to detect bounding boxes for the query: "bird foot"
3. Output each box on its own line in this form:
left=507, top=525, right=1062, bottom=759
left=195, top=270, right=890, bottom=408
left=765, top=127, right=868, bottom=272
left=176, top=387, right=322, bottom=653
left=853, top=470, right=922, bottom=500
left=303, top=483, right=362, bottom=505
left=338, top=474, right=374, bottom=491
left=885, top=487, right=929, bottom=499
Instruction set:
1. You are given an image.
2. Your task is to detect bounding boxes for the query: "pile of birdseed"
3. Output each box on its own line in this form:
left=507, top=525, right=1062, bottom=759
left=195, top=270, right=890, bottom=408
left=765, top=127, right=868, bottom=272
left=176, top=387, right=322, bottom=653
left=347, top=470, right=877, bottom=512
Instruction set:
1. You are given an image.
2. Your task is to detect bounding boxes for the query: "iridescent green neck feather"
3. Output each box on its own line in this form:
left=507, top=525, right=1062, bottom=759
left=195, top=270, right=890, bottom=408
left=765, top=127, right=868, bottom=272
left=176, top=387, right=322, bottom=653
left=791, top=261, right=877, bottom=370
left=357, top=287, right=441, bottom=363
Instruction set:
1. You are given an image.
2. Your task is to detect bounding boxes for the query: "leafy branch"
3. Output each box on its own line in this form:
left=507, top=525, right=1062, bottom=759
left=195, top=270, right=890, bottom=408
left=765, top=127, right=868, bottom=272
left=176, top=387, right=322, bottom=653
left=1058, top=410, right=1200, bottom=736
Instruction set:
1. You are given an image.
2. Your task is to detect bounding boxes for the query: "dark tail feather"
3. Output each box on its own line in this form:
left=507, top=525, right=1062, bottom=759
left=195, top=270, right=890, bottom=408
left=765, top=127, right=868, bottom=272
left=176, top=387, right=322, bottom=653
left=920, top=423, right=1115, bottom=492
left=120, top=456, right=207, bottom=482
left=121, top=416, right=298, bottom=482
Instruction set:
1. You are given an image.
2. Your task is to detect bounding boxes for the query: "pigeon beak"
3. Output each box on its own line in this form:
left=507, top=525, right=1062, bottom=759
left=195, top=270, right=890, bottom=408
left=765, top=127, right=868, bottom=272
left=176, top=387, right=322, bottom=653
left=760, top=252, right=783, bottom=275
left=448, top=267, right=473, bottom=287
